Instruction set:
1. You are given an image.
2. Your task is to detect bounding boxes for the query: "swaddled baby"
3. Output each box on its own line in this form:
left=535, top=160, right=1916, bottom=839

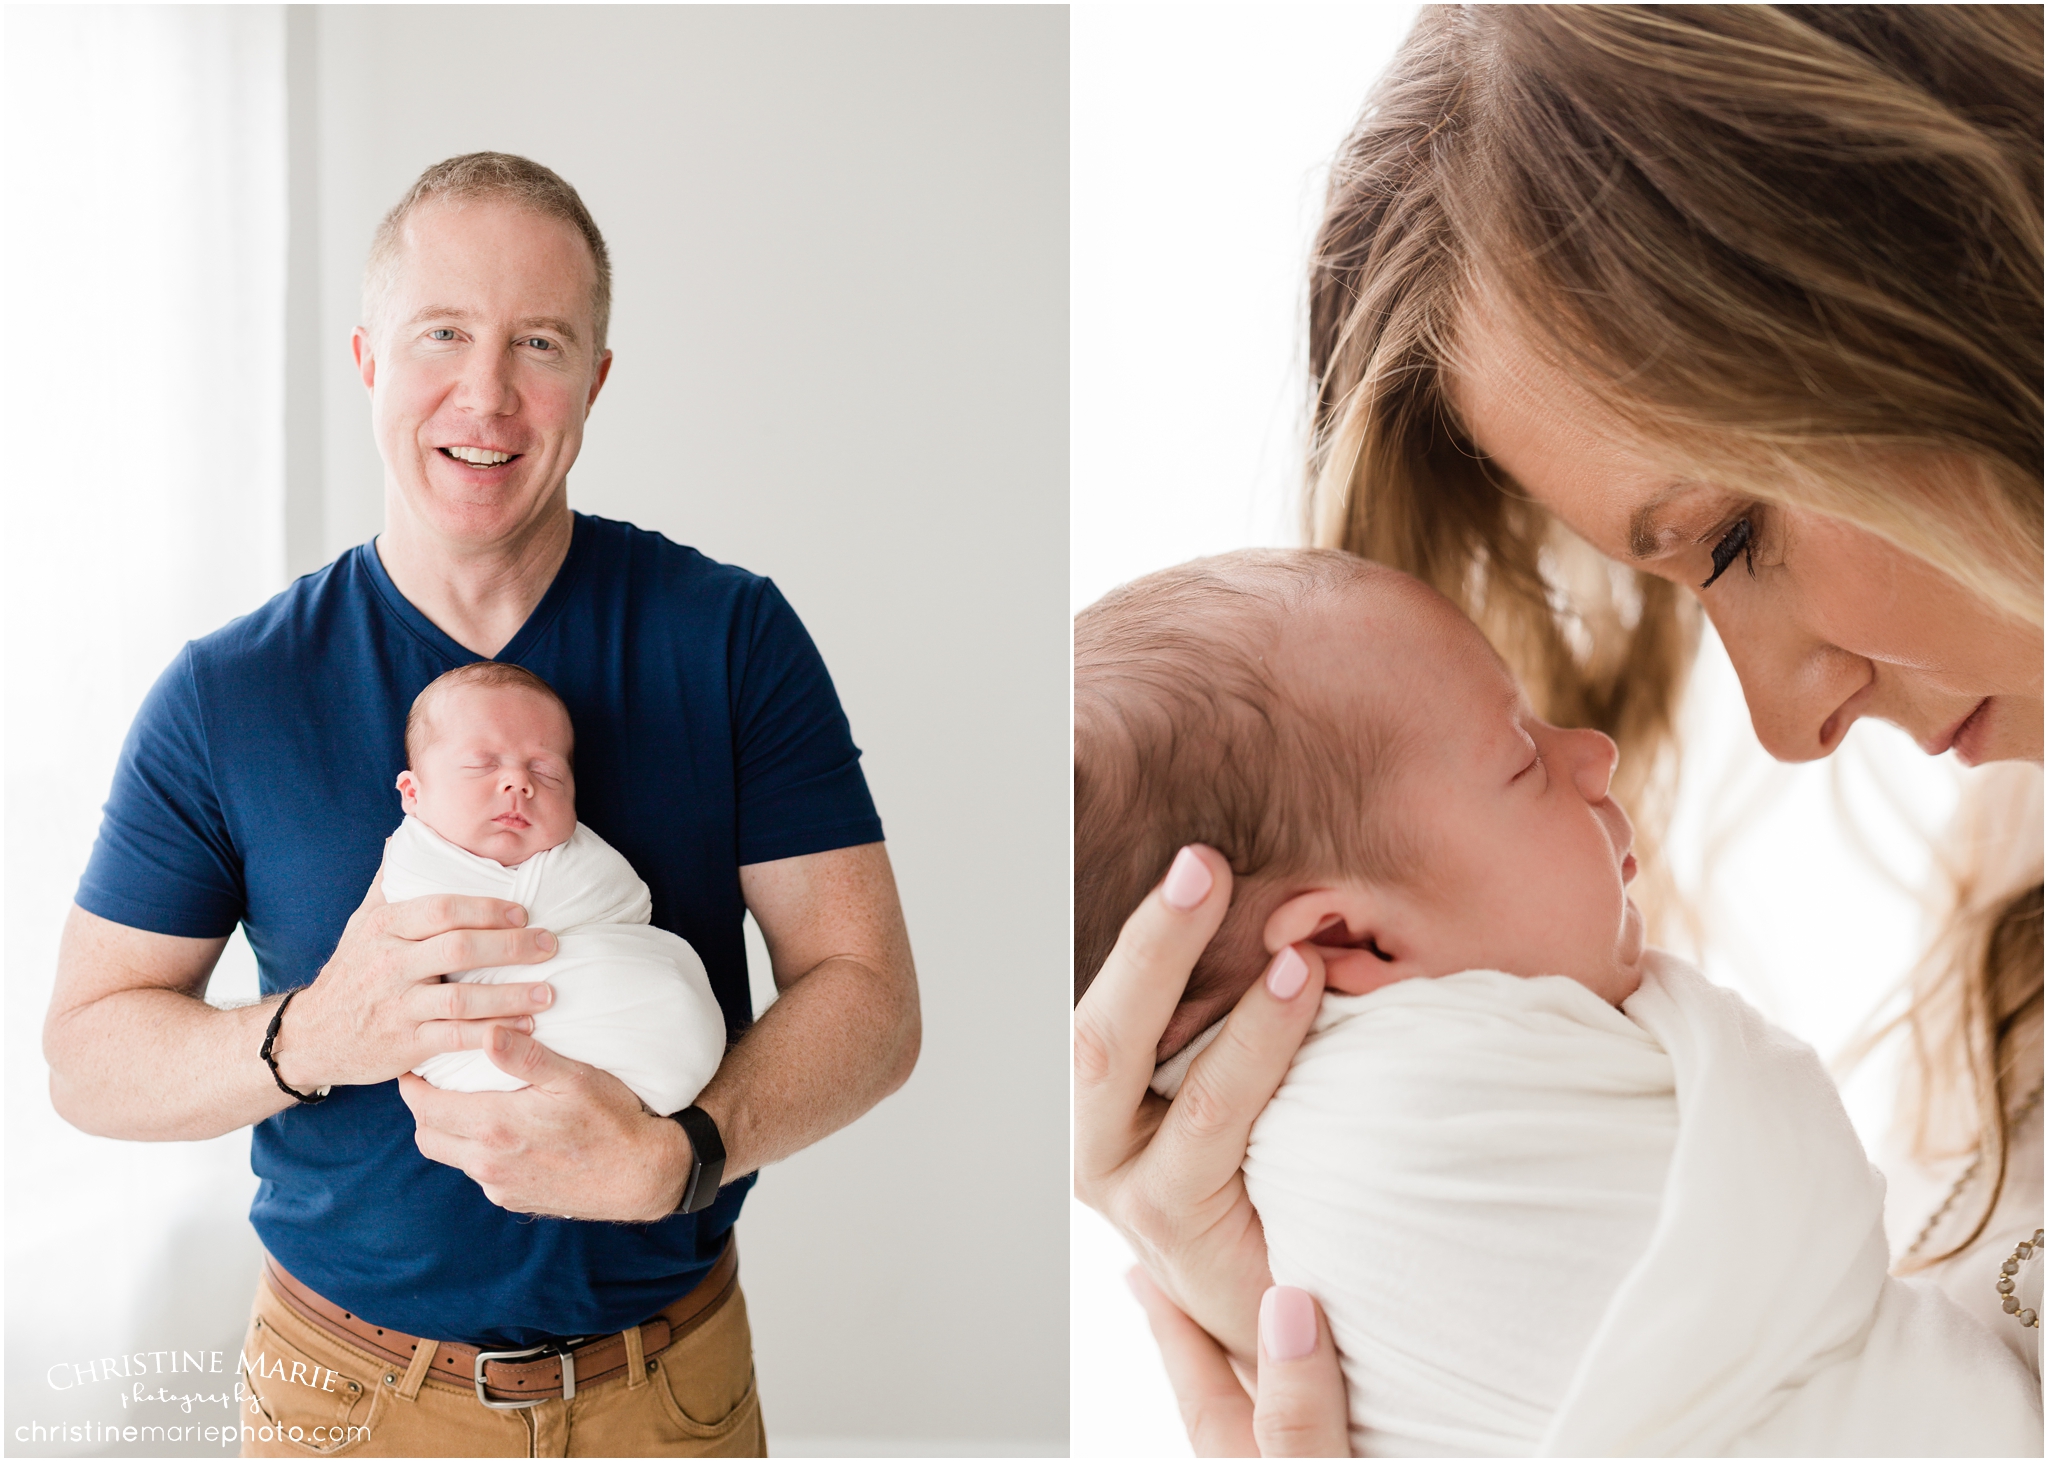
left=1075, top=549, right=2039, bottom=1457
left=384, top=661, right=725, bottom=1116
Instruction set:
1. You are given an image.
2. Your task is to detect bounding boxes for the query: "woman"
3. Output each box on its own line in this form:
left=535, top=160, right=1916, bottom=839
left=1074, top=6, right=2043, bottom=1452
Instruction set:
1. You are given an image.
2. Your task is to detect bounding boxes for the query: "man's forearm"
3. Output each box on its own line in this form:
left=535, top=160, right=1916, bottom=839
left=47, top=987, right=297, bottom=1142
left=691, top=953, right=920, bottom=1181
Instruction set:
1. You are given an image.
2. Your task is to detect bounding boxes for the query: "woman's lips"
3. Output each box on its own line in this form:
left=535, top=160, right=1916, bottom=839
left=1924, top=698, right=1989, bottom=757
left=1949, top=698, right=1994, bottom=765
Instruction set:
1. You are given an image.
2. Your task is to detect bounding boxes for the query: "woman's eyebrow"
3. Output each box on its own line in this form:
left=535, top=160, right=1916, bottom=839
left=1626, top=480, right=1711, bottom=559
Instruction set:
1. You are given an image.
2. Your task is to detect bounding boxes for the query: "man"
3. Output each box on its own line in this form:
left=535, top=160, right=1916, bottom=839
left=42, top=153, right=918, bottom=1457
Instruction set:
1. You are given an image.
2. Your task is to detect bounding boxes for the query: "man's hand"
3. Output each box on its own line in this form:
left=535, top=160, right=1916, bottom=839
left=398, top=1026, right=688, bottom=1222
left=271, top=871, right=562, bottom=1093
left=395, top=842, right=916, bottom=1221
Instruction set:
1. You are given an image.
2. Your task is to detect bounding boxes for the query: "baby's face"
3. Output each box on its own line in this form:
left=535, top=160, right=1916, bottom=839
left=1282, top=579, right=1644, bottom=1006
left=395, top=683, right=576, bottom=867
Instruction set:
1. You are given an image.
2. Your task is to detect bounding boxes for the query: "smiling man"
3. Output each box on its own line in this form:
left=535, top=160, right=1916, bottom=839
left=43, top=154, right=918, bottom=1457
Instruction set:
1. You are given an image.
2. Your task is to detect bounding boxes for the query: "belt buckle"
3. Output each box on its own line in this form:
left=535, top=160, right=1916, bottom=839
left=473, top=1338, right=582, bottom=1410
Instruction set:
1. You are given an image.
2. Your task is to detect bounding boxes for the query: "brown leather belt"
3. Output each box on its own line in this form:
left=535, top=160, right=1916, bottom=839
left=261, top=1238, right=738, bottom=1409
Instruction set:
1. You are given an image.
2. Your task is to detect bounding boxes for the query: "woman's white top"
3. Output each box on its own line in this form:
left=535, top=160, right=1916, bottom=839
left=1885, top=1098, right=2044, bottom=1374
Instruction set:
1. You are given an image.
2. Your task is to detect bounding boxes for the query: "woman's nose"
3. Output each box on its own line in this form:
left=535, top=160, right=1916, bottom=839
left=1702, top=595, right=1865, bottom=762
left=1567, top=728, right=1619, bottom=803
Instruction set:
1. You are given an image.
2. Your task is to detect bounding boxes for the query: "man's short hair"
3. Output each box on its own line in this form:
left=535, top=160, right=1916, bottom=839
left=363, top=152, right=613, bottom=353
left=404, top=661, right=575, bottom=772
left=1073, top=549, right=1418, bottom=1009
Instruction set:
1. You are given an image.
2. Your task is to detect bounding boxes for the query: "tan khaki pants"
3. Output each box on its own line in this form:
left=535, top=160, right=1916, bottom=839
left=235, top=1263, right=765, bottom=1457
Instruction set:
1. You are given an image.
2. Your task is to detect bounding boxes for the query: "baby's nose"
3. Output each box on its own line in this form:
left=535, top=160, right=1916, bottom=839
left=1571, top=728, right=1620, bottom=802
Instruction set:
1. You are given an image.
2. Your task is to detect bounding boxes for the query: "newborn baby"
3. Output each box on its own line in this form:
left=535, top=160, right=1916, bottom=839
left=1074, top=549, right=2039, bottom=1457
left=384, top=661, right=725, bottom=1116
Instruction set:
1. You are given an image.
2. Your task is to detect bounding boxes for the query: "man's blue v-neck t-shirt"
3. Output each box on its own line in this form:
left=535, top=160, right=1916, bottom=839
left=75, top=513, right=884, bottom=1346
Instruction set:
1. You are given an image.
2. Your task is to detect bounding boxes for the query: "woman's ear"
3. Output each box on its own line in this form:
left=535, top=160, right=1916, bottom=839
left=1263, top=886, right=1428, bottom=997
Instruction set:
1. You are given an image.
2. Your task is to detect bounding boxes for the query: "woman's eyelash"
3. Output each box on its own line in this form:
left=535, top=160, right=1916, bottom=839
left=1700, top=515, right=1756, bottom=589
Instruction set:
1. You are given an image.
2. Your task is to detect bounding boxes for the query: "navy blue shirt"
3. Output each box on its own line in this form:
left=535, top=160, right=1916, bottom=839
left=76, top=514, right=884, bottom=1346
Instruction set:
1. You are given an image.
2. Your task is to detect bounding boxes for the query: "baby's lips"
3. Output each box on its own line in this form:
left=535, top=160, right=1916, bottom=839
left=1621, top=852, right=1638, bottom=884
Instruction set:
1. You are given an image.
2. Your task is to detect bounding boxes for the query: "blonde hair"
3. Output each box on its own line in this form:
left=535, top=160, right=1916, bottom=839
left=1307, top=5, right=2042, bottom=1262
left=1857, top=762, right=2043, bottom=1266
left=363, top=152, right=613, bottom=353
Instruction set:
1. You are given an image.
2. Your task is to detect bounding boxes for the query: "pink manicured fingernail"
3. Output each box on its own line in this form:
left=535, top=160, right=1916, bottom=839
left=1161, top=847, right=1213, bottom=911
left=531, top=983, right=553, bottom=1006
left=535, top=930, right=557, bottom=952
left=1265, top=946, right=1308, bottom=1000
left=505, top=905, right=527, bottom=927
left=1260, top=1286, right=1317, bottom=1362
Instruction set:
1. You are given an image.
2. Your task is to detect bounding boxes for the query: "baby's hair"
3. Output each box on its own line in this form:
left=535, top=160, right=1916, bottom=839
left=404, top=662, right=575, bottom=771
left=1074, top=548, right=1420, bottom=1015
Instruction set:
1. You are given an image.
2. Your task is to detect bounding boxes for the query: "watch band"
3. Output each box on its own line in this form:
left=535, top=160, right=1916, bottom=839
left=671, top=1105, right=726, bottom=1215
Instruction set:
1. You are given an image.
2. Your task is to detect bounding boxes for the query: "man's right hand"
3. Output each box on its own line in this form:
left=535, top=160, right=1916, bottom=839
left=269, top=872, right=559, bottom=1093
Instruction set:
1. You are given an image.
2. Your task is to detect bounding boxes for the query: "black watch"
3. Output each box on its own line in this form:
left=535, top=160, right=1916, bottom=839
left=670, top=1105, right=726, bottom=1215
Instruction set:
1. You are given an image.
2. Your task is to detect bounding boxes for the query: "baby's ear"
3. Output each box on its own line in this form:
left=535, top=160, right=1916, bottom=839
left=1263, top=886, right=1424, bottom=998
left=394, top=768, right=420, bottom=812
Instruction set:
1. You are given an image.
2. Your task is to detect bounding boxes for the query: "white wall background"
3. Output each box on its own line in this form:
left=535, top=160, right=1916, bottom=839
left=1070, top=6, right=1974, bottom=1455
left=6, top=6, right=1068, bottom=1457
left=4, top=7, right=287, bottom=1456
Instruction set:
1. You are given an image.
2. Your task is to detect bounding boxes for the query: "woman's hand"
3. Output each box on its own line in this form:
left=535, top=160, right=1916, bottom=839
left=1130, top=1267, right=1350, bottom=1457
left=1073, top=844, right=1328, bottom=1360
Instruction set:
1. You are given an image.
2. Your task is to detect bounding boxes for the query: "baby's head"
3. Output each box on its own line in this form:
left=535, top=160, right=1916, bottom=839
left=396, top=662, right=577, bottom=867
left=1075, top=549, right=1644, bottom=1059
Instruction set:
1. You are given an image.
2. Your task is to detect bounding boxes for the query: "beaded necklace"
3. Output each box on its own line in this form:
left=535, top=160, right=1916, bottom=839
left=1899, top=1085, right=2043, bottom=1330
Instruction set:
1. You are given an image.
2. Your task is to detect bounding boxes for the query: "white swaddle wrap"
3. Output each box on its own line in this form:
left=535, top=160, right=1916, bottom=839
left=383, top=815, right=726, bottom=1116
left=1165, top=953, right=2039, bottom=1456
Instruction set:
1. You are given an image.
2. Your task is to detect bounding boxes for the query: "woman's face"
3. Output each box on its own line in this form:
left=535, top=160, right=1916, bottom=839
left=1448, top=302, right=2043, bottom=766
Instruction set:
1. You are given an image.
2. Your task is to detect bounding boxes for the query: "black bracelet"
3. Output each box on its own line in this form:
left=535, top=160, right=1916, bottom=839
left=261, top=988, right=330, bottom=1105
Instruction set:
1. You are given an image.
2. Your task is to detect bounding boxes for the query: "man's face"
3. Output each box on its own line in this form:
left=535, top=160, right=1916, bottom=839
left=353, top=198, right=613, bottom=548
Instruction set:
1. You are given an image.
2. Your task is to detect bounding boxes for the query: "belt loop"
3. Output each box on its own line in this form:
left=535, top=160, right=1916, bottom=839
left=622, top=1325, right=647, bottom=1390
left=394, top=1341, right=436, bottom=1402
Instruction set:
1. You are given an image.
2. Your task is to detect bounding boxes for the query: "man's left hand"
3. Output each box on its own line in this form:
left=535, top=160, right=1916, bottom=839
left=398, top=1026, right=686, bottom=1223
